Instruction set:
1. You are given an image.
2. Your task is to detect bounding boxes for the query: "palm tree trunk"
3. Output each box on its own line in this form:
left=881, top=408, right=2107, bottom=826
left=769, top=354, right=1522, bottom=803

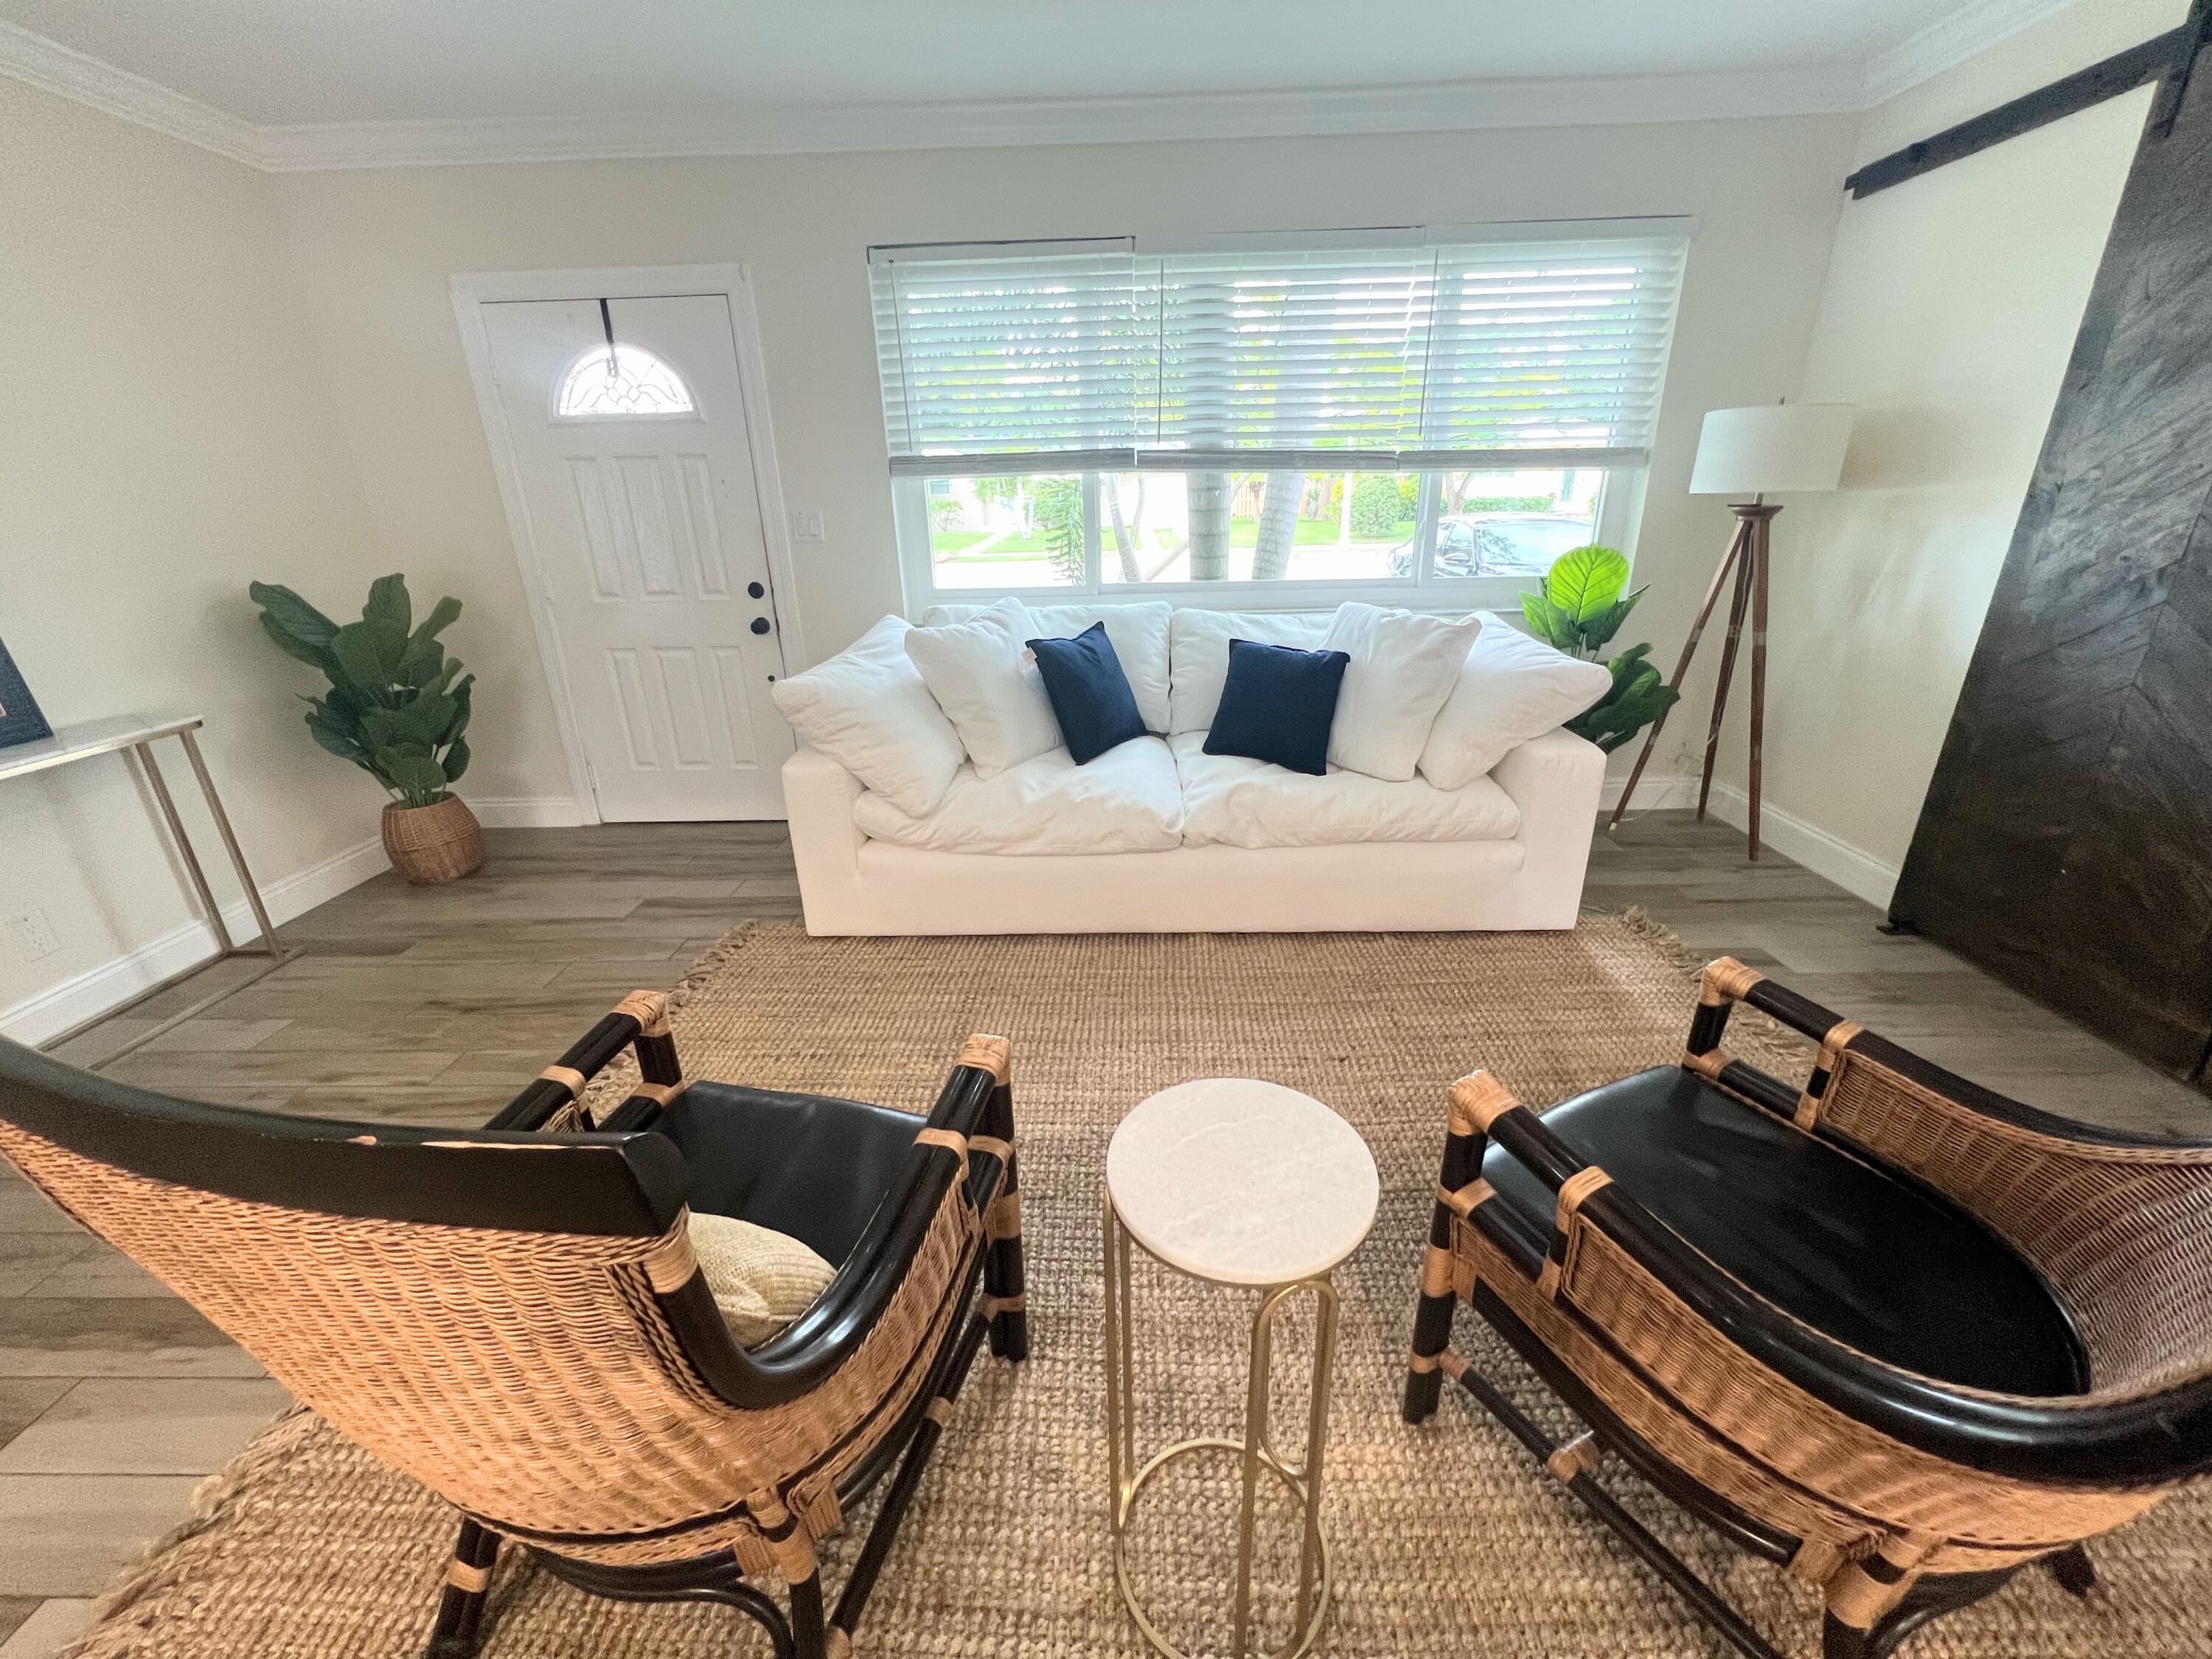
left=1187, top=472, right=1232, bottom=582
left=1107, top=478, right=1142, bottom=583
left=1251, top=471, right=1301, bottom=581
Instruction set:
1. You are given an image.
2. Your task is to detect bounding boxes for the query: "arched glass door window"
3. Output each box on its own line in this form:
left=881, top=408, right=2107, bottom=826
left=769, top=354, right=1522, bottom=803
left=556, top=344, right=696, bottom=418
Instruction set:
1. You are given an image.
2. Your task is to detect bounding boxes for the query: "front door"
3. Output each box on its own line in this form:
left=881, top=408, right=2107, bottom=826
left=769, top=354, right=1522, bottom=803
left=479, top=293, right=793, bottom=820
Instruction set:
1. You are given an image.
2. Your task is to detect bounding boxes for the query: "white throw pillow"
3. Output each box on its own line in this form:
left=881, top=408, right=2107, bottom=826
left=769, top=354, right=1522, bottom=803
left=1321, top=603, right=1484, bottom=782
left=902, top=597, right=1063, bottom=779
left=689, top=1210, right=836, bottom=1347
left=924, top=601, right=1172, bottom=734
left=1418, top=611, right=1615, bottom=790
left=769, top=616, right=966, bottom=817
left=1166, top=608, right=1333, bottom=734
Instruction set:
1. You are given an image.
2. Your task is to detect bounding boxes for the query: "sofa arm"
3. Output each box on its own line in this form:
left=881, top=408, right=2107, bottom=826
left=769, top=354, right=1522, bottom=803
left=782, top=744, right=867, bottom=933
left=1492, top=728, right=1605, bottom=928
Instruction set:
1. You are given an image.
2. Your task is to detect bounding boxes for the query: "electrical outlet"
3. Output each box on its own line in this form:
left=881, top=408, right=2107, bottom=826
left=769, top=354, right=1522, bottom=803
left=7, top=908, right=60, bottom=964
left=789, top=508, right=827, bottom=544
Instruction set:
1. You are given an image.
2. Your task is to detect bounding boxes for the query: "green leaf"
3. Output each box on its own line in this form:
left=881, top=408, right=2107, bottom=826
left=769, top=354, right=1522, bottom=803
left=394, top=693, right=456, bottom=748
left=303, top=710, right=366, bottom=762
left=376, top=747, right=449, bottom=803
left=1543, top=544, right=1631, bottom=623
left=1518, top=591, right=1576, bottom=653
left=398, top=632, right=446, bottom=688
left=249, top=582, right=339, bottom=651
left=330, top=620, right=407, bottom=689
left=411, top=595, right=462, bottom=644
left=442, top=736, right=471, bottom=784
left=362, top=574, right=411, bottom=636
left=1580, top=590, right=1644, bottom=655
left=443, top=675, right=474, bottom=744
left=257, top=611, right=337, bottom=672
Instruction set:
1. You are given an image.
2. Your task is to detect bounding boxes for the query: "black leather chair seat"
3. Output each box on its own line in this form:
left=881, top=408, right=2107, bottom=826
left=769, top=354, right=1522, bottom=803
left=1482, top=1067, right=2087, bottom=1397
left=658, top=1082, right=923, bottom=1265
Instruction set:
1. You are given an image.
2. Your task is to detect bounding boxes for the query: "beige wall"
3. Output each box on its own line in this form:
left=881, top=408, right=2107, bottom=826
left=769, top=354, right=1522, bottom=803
left=271, top=110, right=1859, bottom=793
left=1695, top=0, right=2183, bottom=900
left=0, top=78, right=383, bottom=1040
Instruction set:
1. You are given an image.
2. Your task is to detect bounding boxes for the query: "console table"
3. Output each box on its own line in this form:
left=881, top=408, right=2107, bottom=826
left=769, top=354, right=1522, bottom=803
left=1, top=714, right=296, bottom=1065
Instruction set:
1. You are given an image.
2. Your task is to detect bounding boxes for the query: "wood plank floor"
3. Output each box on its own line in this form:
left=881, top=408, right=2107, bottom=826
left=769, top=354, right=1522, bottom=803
left=0, top=814, right=2202, bottom=1655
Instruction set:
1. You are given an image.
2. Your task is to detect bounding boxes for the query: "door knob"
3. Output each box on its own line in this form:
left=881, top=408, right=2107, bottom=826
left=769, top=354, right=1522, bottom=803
left=747, top=581, right=765, bottom=599
left=750, top=616, right=773, bottom=635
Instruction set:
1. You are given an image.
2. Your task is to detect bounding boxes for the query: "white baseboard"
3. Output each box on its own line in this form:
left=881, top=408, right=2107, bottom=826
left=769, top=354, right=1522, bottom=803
left=1600, top=772, right=1700, bottom=812
left=1601, top=773, right=1899, bottom=910
left=1, top=833, right=387, bottom=1047
left=470, top=795, right=589, bottom=828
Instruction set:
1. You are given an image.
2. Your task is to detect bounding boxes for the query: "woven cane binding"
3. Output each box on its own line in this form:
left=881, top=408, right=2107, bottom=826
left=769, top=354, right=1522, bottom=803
left=0, top=1116, right=984, bottom=1571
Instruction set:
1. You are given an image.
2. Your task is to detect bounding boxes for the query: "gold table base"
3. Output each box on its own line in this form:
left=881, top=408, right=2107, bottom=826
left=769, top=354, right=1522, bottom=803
left=1104, top=1195, right=1343, bottom=1659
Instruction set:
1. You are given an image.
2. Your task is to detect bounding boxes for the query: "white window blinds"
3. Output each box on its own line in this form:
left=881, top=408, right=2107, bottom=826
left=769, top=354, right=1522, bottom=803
left=870, top=240, right=1145, bottom=475
left=869, top=221, right=1688, bottom=476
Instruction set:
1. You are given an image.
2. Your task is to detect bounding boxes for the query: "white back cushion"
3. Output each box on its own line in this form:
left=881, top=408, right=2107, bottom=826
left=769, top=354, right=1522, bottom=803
left=1321, top=604, right=1483, bottom=782
left=1418, top=611, right=1615, bottom=790
left=902, top=598, right=1062, bottom=779
left=924, top=601, right=1172, bottom=732
left=1167, top=609, right=1332, bottom=734
left=770, top=616, right=965, bottom=817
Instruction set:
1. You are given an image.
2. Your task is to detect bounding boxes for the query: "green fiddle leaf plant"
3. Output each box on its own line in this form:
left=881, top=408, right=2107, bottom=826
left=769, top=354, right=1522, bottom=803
left=1520, top=543, right=1680, bottom=753
left=248, top=574, right=474, bottom=808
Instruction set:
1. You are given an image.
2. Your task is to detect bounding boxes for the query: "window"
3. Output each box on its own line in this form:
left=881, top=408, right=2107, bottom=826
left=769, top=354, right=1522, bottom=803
left=556, top=344, right=695, bottom=419
left=871, top=222, right=1686, bottom=609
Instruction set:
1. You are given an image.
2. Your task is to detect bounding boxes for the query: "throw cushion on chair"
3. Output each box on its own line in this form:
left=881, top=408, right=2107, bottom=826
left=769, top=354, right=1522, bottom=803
left=1027, top=622, right=1150, bottom=763
left=1203, top=638, right=1351, bottom=776
left=688, top=1210, right=838, bottom=1347
left=903, top=597, right=1063, bottom=779
left=1322, top=602, right=1484, bottom=781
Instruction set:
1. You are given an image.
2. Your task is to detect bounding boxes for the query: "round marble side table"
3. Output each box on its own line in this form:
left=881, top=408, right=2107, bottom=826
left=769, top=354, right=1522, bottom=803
left=1102, top=1078, right=1380, bottom=1659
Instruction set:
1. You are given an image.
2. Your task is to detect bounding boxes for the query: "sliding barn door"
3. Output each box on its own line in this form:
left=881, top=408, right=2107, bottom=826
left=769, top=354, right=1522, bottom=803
left=1891, top=64, right=2212, bottom=1082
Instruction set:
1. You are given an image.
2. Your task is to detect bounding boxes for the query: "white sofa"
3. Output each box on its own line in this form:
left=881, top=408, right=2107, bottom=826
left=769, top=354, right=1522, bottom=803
left=781, top=603, right=1607, bottom=936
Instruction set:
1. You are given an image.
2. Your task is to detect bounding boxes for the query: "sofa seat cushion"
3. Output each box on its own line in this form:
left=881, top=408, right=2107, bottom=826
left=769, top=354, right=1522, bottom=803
left=1169, top=732, right=1520, bottom=849
left=853, top=736, right=1184, bottom=855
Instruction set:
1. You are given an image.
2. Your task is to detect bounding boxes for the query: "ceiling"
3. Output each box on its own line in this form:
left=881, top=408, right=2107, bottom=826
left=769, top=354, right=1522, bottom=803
left=0, top=0, right=2071, bottom=167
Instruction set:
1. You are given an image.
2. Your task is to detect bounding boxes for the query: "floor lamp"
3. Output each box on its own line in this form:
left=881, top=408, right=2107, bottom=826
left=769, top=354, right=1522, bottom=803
left=1609, top=403, right=1854, bottom=858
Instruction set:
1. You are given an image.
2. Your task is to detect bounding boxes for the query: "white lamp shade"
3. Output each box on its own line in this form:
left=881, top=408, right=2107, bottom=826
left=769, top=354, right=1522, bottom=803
left=1688, top=404, right=1854, bottom=495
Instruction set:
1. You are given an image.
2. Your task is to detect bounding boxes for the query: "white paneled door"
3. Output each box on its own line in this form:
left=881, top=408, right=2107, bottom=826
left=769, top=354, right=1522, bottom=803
left=479, top=294, right=793, bottom=819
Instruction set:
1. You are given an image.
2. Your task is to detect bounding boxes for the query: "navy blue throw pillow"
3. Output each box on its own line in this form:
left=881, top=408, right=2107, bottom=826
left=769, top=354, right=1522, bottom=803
left=1203, top=639, right=1349, bottom=776
left=1027, top=622, right=1149, bottom=764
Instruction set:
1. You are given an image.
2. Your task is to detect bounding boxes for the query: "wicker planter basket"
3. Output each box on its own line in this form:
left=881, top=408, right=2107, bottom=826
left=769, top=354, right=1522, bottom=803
left=381, top=795, right=484, bottom=884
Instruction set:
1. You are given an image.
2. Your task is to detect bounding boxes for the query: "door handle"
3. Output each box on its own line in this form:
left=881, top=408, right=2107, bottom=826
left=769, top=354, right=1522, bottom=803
left=750, top=616, right=773, bottom=635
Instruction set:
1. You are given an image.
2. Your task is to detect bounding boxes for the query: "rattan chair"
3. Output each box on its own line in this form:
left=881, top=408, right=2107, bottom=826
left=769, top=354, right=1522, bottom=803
left=1403, top=956, right=2212, bottom=1659
left=0, top=992, right=1028, bottom=1659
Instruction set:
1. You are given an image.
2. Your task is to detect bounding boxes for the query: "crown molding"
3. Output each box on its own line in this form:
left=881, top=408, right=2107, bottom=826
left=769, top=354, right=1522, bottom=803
left=0, top=7, right=2083, bottom=176
left=0, top=18, right=262, bottom=165
left=246, top=65, right=1869, bottom=171
left=1862, top=0, right=2079, bottom=104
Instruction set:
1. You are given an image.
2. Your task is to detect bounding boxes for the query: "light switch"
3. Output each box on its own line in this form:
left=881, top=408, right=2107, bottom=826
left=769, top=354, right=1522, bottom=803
left=790, top=508, right=827, bottom=543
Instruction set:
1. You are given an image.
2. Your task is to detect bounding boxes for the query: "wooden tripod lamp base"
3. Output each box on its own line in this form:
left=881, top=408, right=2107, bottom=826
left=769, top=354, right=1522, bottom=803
left=1608, top=502, right=1781, bottom=857
left=1605, top=402, right=1854, bottom=861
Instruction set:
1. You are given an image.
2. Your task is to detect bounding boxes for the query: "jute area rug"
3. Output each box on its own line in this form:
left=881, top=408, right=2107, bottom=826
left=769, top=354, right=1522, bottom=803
left=69, top=917, right=2212, bottom=1659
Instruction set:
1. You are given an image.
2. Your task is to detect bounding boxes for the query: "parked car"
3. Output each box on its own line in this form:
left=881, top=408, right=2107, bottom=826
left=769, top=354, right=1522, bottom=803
left=1391, top=513, right=1598, bottom=578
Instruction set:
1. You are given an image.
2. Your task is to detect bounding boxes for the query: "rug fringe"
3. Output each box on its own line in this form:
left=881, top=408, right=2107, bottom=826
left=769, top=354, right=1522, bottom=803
left=61, top=1406, right=319, bottom=1656
left=1613, top=905, right=1714, bottom=981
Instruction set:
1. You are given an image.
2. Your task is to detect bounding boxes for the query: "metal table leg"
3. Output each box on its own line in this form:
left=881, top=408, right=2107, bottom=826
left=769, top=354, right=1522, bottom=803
left=1105, top=1194, right=1340, bottom=1659
left=41, top=734, right=299, bottom=1068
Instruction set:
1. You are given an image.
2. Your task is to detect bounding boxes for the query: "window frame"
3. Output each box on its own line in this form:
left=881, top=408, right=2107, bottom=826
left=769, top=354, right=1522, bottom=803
left=894, top=466, right=1641, bottom=616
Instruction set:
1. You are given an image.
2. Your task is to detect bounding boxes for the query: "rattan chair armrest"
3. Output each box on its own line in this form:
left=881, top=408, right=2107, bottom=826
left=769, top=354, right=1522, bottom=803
left=484, top=992, right=680, bottom=1132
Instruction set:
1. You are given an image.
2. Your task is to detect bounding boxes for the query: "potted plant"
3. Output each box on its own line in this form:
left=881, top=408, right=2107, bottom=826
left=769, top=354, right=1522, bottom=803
left=249, top=574, right=484, bottom=884
left=1520, top=545, right=1681, bottom=752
